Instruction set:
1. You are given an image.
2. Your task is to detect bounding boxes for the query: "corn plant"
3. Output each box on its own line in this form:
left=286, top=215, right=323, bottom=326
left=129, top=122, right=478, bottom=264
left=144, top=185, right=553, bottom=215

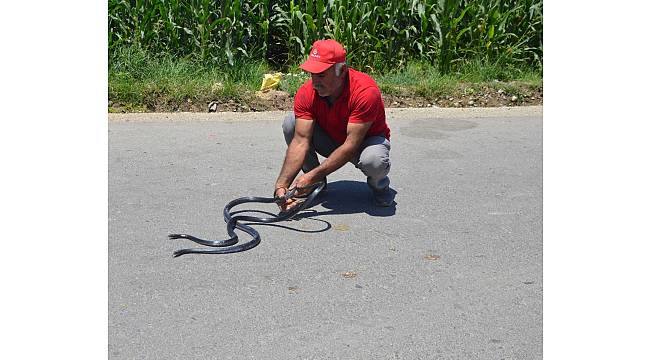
left=108, top=0, right=543, bottom=74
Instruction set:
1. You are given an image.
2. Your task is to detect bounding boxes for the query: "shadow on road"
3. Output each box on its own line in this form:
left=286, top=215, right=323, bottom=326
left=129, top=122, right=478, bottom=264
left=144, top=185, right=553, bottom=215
left=304, top=180, right=397, bottom=217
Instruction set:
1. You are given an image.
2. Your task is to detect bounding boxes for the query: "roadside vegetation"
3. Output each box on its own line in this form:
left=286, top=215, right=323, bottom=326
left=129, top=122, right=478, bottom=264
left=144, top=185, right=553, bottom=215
left=108, top=0, right=542, bottom=112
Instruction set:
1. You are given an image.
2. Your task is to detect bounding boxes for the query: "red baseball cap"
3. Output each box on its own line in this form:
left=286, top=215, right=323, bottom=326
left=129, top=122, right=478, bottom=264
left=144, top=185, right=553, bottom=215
left=299, top=39, right=347, bottom=74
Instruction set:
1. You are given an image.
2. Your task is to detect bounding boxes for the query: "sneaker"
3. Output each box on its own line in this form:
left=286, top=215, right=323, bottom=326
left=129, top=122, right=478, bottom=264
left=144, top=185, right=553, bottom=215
left=372, top=186, right=394, bottom=207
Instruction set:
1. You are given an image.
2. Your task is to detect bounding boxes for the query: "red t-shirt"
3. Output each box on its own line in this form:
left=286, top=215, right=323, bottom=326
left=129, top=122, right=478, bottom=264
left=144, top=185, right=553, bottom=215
left=293, top=68, right=391, bottom=144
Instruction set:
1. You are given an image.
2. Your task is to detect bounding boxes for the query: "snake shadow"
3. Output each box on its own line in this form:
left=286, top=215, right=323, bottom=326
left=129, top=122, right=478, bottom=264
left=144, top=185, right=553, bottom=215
left=304, top=180, right=397, bottom=217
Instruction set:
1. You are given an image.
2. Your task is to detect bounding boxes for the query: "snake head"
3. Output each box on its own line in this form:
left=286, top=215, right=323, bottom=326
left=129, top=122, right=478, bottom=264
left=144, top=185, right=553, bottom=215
left=274, top=187, right=298, bottom=204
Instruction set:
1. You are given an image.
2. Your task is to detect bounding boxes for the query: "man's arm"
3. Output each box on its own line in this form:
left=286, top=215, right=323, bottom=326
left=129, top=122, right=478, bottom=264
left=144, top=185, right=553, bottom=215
left=296, top=121, right=372, bottom=187
left=274, top=118, right=315, bottom=192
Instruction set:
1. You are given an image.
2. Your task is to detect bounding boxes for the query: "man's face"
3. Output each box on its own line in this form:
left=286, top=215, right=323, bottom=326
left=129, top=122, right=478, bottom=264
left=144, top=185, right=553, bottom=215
left=310, top=65, right=344, bottom=97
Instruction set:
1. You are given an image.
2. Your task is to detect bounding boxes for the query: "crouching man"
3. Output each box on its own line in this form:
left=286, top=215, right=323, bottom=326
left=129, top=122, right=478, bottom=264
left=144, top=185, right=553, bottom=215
left=274, top=39, right=394, bottom=212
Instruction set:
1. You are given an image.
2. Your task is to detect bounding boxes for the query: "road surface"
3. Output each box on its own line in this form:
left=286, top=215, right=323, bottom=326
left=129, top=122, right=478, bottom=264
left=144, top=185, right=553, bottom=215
left=108, top=106, right=542, bottom=359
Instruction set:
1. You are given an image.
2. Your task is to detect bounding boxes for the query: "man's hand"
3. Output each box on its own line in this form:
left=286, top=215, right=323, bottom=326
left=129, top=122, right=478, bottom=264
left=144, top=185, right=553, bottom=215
left=274, top=186, right=300, bottom=212
left=274, top=174, right=319, bottom=212
left=292, top=174, right=317, bottom=197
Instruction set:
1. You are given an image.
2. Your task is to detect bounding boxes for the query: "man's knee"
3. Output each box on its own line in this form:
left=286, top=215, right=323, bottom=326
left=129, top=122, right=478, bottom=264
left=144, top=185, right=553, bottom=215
left=358, top=147, right=391, bottom=178
left=282, top=112, right=296, bottom=144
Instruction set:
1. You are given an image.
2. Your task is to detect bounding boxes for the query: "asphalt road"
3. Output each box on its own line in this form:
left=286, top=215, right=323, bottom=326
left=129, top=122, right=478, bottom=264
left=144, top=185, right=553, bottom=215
left=108, top=107, right=542, bottom=359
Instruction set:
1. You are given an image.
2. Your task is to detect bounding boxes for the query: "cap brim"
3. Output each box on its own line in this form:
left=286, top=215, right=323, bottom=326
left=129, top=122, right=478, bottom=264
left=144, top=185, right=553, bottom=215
left=299, top=59, right=334, bottom=74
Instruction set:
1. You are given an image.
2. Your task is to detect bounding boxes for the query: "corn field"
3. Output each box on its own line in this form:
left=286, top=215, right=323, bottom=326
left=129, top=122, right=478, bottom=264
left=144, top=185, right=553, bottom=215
left=108, top=0, right=542, bottom=74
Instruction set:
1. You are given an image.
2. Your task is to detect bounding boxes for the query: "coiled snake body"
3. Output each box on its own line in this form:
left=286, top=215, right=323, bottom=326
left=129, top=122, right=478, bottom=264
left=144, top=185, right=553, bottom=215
left=169, top=182, right=325, bottom=257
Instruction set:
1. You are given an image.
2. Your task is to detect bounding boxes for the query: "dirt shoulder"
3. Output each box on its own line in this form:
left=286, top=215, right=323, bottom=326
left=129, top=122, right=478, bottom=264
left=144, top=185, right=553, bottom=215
left=108, top=81, right=542, bottom=113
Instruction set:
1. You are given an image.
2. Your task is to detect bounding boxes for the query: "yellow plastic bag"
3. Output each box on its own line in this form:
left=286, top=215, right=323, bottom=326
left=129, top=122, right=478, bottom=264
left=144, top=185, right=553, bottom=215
left=260, top=72, right=282, bottom=91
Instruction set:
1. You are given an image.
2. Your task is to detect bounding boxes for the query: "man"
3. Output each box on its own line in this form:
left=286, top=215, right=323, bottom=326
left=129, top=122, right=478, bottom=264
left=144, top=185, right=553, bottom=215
left=274, top=39, right=394, bottom=212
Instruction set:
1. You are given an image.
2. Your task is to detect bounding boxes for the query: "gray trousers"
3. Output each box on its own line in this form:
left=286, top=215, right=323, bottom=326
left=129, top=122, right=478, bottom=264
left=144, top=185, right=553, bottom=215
left=282, top=112, right=391, bottom=191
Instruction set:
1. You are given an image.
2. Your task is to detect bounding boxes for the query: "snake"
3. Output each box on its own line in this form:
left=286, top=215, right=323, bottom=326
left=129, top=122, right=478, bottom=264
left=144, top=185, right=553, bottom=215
left=169, top=182, right=326, bottom=257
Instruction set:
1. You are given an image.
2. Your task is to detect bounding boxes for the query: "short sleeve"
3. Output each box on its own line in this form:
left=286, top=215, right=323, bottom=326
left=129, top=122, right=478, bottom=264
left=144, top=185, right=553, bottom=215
left=293, top=84, right=315, bottom=120
left=348, top=87, right=383, bottom=124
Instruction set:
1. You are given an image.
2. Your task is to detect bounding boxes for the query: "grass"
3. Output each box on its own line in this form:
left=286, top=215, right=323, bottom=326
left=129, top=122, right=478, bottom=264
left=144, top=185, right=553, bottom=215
left=374, top=62, right=459, bottom=98
left=109, top=46, right=267, bottom=111
left=108, top=45, right=542, bottom=112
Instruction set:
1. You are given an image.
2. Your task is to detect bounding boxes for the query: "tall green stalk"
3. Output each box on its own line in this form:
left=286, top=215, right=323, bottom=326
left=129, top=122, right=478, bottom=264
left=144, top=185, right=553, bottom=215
left=108, top=0, right=543, bottom=74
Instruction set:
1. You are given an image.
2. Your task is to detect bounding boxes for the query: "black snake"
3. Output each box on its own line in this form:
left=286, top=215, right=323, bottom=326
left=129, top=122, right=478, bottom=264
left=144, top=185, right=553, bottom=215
left=169, top=182, right=326, bottom=257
